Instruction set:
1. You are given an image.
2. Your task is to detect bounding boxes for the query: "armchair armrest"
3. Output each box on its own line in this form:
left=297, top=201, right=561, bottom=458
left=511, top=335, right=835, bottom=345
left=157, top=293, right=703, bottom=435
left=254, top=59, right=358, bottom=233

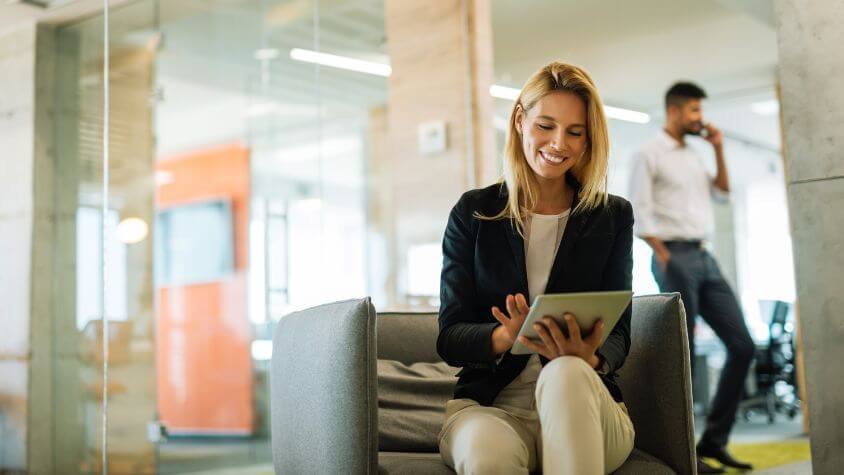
left=271, top=298, right=378, bottom=474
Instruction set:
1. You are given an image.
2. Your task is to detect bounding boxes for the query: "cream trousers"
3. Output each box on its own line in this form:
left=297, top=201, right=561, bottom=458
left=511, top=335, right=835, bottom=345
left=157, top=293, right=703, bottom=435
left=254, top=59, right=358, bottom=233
left=438, top=356, right=635, bottom=475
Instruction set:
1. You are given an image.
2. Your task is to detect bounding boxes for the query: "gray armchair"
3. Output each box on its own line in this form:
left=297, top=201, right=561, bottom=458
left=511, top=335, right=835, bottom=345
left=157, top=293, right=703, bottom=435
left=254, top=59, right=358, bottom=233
left=271, top=294, right=696, bottom=474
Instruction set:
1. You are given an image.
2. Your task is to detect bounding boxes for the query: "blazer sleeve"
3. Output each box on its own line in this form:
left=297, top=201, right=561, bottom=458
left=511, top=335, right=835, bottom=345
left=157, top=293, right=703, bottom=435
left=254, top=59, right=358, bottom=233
left=597, top=199, right=635, bottom=374
left=436, top=196, right=498, bottom=370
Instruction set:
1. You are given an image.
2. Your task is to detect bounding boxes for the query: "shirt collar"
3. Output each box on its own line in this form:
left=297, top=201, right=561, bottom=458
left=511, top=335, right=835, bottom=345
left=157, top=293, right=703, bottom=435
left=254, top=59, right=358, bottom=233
left=658, top=128, right=685, bottom=150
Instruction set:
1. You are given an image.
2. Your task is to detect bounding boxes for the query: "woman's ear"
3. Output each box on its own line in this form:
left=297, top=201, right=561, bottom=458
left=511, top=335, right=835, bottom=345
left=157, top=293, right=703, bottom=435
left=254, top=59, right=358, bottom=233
left=514, top=105, right=525, bottom=135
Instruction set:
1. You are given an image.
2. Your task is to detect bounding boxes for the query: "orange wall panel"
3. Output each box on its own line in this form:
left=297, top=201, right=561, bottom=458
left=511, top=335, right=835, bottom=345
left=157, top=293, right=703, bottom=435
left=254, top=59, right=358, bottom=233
left=156, top=143, right=253, bottom=435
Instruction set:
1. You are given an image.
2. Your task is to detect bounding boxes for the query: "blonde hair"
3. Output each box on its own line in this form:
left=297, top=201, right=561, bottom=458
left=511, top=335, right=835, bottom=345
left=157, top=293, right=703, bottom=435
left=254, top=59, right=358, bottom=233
left=479, top=61, right=609, bottom=236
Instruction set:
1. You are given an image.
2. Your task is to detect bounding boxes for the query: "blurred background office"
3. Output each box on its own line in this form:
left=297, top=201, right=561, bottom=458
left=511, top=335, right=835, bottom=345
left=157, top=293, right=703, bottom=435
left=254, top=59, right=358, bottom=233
left=1, top=0, right=841, bottom=474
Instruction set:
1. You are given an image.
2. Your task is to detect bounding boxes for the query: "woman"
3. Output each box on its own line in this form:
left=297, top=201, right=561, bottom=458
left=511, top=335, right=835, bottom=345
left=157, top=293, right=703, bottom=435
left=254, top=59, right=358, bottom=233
left=437, top=62, right=635, bottom=474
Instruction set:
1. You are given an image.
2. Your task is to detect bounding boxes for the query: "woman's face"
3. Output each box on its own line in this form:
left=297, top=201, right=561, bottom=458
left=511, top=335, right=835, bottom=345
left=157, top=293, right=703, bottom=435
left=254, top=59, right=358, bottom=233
left=515, top=91, right=588, bottom=183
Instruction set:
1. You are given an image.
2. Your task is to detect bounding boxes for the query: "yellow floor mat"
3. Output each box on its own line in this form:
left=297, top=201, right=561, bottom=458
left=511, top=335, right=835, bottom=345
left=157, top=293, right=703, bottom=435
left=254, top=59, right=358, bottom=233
left=705, top=440, right=812, bottom=471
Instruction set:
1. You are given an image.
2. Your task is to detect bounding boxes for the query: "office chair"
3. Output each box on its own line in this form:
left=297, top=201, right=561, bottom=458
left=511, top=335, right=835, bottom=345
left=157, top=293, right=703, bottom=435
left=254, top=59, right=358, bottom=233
left=740, top=300, right=801, bottom=423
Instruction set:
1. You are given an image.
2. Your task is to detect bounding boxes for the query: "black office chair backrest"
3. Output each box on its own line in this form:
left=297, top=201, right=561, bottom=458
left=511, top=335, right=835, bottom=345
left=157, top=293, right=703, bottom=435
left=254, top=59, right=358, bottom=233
left=769, top=300, right=790, bottom=340
left=766, top=300, right=793, bottom=372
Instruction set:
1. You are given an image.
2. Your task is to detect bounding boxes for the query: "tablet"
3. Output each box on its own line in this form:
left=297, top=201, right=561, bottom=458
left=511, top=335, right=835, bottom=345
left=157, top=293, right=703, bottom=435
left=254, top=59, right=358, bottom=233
left=510, top=290, right=633, bottom=355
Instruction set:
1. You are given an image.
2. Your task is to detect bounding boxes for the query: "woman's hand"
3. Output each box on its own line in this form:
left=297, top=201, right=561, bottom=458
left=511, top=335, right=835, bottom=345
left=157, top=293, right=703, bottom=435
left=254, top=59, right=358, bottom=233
left=490, top=293, right=530, bottom=355
left=518, top=314, right=603, bottom=368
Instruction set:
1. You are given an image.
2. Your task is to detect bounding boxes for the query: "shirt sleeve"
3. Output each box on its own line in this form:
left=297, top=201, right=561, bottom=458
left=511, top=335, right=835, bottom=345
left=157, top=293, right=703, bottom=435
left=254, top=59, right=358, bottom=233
left=628, top=150, right=659, bottom=238
left=709, top=172, right=731, bottom=203
left=698, top=151, right=730, bottom=203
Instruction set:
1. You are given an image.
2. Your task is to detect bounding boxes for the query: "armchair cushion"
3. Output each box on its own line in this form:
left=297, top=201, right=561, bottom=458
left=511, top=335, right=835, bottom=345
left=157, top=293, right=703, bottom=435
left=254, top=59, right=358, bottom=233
left=377, top=359, right=458, bottom=452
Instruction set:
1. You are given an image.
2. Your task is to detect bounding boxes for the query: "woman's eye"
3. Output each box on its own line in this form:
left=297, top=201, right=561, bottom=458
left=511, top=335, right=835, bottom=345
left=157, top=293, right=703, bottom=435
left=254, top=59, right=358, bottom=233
left=537, top=124, right=553, bottom=130
left=568, top=131, right=583, bottom=137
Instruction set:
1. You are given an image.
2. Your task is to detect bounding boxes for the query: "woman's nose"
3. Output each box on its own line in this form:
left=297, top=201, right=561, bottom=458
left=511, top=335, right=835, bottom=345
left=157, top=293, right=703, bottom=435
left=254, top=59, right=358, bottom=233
left=550, top=135, right=564, bottom=150
left=554, top=131, right=568, bottom=149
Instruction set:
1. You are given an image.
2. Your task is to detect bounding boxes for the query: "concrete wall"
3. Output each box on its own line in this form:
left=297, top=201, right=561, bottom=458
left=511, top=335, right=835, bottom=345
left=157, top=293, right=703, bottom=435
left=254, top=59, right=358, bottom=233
left=383, top=0, right=498, bottom=308
left=0, top=22, right=36, bottom=473
left=774, top=1, right=844, bottom=473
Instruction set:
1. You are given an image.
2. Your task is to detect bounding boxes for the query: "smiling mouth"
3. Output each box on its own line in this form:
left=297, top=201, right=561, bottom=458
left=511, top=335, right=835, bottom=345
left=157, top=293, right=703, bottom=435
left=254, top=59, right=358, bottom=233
left=540, top=150, right=568, bottom=165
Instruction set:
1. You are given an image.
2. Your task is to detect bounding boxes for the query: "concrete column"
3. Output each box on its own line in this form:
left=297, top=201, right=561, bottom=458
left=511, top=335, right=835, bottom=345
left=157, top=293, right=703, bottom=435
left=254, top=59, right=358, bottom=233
left=775, top=1, right=844, bottom=473
left=0, top=24, right=88, bottom=474
left=383, top=0, right=497, bottom=307
left=0, top=22, right=37, bottom=473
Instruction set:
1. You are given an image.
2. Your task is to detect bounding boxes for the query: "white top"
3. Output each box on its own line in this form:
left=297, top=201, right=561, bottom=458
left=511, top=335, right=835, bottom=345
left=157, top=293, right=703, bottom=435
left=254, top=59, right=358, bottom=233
left=493, top=210, right=569, bottom=418
left=526, top=210, right=570, bottom=302
left=628, top=130, right=725, bottom=240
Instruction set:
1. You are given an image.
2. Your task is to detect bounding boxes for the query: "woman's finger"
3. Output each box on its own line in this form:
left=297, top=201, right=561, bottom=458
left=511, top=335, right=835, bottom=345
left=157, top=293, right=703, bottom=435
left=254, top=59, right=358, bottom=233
left=543, top=316, right=568, bottom=352
left=515, top=293, right=530, bottom=317
left=586, top=319, right=604, bottom=348
left=505, top=294, right=519, bottom=319
left=564, top=314, right=582, bottom=342
left=519, top=336, right=551, bottom=360
left=491, top=306, right=508, bottom=325
left=534, top=322, right=558, bottom=357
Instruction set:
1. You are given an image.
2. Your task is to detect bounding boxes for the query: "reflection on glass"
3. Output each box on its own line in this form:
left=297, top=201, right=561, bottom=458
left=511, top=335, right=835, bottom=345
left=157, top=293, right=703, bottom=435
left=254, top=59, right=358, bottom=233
left=155, top=200, right=235, bottom=286
left=54, top=0, right=393, bottom=471
left=54, top=0, right=161, bottom=471
left=155, top=144, right=253, bottom=442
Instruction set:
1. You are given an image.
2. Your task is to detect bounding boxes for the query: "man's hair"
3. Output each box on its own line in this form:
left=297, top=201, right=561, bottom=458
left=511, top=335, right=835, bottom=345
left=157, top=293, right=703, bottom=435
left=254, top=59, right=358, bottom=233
left=665, top=82, right=707, bottom=110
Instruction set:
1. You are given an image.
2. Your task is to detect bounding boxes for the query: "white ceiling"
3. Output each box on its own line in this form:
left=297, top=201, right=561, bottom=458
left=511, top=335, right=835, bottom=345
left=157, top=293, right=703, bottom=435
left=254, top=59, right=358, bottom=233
left=491, top=0, right=778, bottom=107
left=1, top=0, right=782, bottom=156
left=491, top=0, right=780, bottom=150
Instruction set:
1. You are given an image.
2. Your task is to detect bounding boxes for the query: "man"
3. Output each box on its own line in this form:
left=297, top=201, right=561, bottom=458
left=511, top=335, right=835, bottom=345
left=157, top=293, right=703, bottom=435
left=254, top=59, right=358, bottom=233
left=629, top=82, right=755, bottom=474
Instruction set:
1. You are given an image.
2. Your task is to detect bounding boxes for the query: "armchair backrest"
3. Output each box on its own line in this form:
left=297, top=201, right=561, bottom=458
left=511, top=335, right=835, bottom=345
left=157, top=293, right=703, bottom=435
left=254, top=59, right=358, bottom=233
left=271, top=298, right=378, bottom=474
left=616, top=293, right=696, bottom=475
left=376, top=312, right=440, bottom=364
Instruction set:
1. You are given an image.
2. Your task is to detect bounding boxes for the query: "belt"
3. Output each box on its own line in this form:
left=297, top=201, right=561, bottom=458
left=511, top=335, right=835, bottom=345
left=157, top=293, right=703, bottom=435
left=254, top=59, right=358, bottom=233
left=663, top=240, right=704, bottom=249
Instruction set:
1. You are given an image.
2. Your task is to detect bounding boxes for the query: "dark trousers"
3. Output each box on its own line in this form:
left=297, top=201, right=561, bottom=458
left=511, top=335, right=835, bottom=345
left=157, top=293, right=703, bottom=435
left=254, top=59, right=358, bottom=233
left=651, top=241, right=754, bottom=448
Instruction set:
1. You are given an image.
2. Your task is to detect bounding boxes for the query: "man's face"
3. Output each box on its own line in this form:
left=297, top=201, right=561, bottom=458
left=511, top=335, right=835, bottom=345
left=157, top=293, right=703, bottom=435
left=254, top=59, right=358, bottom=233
left=671, top=98, right=704, bottom=135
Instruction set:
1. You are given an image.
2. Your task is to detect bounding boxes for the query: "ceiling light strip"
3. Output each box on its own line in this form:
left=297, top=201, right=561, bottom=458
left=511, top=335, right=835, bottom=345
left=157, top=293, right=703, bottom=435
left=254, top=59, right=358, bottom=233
left=490, top=85, right=650, bottom=124
left=289, top=48, right=392, bottom=77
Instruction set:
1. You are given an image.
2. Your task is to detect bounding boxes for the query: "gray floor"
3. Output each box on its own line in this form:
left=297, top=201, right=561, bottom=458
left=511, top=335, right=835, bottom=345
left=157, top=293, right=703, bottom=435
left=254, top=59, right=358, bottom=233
left=160, top=416, right=811, bottom=475
left=158, top=437, right=272, bottom=475
left=695, top=413, right=811, bottom=474
left=753, top=461, right=812, bottom=475
left=699, top=414, right=806, bottom=444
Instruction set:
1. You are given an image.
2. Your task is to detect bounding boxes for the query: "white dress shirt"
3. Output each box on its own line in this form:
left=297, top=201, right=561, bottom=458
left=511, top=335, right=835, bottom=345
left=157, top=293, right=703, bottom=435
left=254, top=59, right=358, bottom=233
left=628, top=130, right=724, bottom=241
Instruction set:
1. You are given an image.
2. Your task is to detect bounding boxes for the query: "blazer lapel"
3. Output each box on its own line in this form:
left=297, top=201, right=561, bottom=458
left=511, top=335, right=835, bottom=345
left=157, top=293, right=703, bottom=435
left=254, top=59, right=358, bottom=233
left=497, top=186, right=529, bottom=297
left=499, top=175, right=588, bottom=298
left=504, top=218, right=529, bottom=297
left=544, top=207, right=588, bottom=293
left=544, top=175, right=589, bottom=293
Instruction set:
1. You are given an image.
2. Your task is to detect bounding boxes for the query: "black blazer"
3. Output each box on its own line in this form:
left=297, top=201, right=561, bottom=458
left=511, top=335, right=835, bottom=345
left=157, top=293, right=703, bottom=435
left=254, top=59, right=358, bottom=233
left=437, top=177, right=634, bottom=406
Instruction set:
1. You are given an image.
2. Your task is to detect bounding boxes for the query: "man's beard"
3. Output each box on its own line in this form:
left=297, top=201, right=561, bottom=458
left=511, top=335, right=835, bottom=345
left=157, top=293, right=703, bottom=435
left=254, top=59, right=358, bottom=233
left=684, top=121, right=704, bottom=136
